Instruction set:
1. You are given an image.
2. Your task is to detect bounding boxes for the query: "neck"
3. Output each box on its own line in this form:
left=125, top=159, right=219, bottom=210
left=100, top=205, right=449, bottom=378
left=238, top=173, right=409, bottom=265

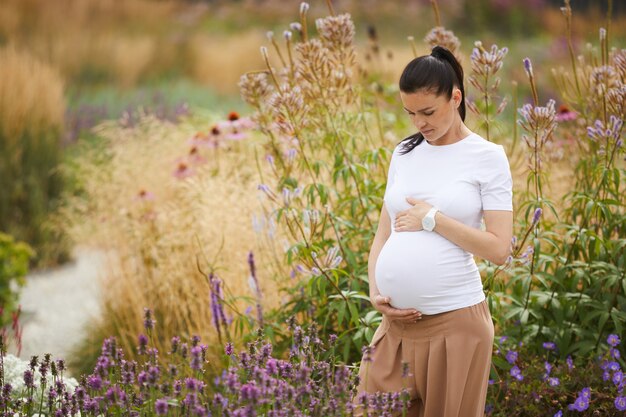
left=429, top=119, right=471, bottom=146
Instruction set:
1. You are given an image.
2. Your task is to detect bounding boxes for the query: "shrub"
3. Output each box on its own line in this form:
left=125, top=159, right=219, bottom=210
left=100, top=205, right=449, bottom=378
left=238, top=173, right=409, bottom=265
left=0, top=232, right=34, bottom=328
left=482, top=1, right=625, bottom=359
left=486, top=333, right=626, bottom=416
left=0, top=46, right=69, bottom=267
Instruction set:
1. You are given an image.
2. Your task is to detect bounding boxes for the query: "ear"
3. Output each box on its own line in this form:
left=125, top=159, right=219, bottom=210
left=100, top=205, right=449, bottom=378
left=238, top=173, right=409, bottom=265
left=452, top=88, right=462, bottom=108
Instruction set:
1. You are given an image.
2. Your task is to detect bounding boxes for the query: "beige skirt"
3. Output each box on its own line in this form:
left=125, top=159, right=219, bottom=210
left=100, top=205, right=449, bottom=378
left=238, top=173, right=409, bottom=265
left=353, top=299, right=494, bottom=417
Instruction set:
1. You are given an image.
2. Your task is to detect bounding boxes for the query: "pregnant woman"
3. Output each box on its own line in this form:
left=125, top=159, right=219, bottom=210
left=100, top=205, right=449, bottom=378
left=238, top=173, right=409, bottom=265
left=354, top=46, right=513, bottom=417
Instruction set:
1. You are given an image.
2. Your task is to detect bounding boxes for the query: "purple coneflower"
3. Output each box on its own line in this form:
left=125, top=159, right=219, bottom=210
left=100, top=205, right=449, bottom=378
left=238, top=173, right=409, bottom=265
left=172, top=162, right=194, bottom=179
left=555, top=104, right=577, bottom=122
left=187, top=147, right=207, bottom=166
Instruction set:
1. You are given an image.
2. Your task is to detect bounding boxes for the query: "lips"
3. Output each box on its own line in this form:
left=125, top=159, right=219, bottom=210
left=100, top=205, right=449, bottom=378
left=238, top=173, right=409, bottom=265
left=421, top=129, right=434, bottom=135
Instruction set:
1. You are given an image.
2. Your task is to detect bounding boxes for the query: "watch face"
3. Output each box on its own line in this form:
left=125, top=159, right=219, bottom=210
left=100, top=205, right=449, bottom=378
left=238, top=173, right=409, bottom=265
left=423, top=217, right=435, bottom=230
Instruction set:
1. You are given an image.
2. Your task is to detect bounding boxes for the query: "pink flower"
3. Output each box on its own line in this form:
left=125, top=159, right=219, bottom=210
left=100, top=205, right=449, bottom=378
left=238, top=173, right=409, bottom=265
left=555, top=104, right=577, bottom=122
left=134, top=189, right=155, bottom=202
left=173, top=162, right=194, bottom=179
left=225, top=128, right=247, bottom=141
left=187, top=146, right=207, bottom=165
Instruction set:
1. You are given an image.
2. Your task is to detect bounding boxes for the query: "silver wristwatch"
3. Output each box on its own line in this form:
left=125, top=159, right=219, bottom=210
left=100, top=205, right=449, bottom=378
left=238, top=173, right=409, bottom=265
left=422, top=207, right=439, bottom=231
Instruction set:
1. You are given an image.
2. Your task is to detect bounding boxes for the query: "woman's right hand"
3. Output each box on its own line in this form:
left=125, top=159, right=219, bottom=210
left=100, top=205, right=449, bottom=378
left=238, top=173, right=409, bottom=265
left=371, top=294, right=422, bottom=322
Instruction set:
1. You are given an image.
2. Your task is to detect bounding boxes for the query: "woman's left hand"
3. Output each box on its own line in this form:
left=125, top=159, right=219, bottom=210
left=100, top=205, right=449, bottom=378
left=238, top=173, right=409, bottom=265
left=394, top=197, right=432, bottom=232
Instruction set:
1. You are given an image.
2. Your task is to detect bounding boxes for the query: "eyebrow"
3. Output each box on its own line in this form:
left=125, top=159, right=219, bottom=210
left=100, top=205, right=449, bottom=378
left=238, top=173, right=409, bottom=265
left=403, top=106, right=434, bottom=113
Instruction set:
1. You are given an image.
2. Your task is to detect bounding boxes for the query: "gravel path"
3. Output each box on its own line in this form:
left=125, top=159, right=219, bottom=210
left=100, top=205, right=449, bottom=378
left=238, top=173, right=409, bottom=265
left=16, top=246, right=105, bottom=361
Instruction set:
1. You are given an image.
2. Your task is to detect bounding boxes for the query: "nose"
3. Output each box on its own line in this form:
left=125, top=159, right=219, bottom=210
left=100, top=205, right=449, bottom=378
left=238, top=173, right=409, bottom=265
left=411, top=115, right=427, bottom=130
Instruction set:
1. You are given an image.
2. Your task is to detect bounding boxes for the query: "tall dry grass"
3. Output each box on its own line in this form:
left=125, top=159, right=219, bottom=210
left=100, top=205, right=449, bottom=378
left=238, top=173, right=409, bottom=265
left=0, top=46, right=69, bottom=265
left=0, top=0, right=181, bottom=88
left=63, top=114, right=289, bottom=374
left=186, top=31, right=270, bottom=94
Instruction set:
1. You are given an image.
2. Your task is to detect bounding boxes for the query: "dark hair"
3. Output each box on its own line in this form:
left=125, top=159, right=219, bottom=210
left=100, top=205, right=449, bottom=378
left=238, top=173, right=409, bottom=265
left=396, top=46, right=466, bottom=155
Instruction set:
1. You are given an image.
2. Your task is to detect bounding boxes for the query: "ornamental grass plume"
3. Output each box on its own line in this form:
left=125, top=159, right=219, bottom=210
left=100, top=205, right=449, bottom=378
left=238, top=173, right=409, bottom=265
left=61, top=112, right=284, bottom=375
left=0, top=45, right=68, bottom=267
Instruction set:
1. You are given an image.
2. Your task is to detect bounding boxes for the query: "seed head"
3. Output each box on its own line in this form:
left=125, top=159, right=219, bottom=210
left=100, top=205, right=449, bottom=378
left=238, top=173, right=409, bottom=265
left=424, top=26, right=460, bottom=54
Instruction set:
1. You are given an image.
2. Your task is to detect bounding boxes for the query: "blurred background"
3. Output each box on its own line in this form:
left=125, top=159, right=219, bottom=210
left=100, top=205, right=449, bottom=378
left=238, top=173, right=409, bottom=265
left=0, top=0, right=624, bottom=374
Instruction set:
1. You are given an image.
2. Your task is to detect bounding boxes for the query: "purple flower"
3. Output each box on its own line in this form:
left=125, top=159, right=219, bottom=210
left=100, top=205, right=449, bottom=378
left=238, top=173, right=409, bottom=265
left=138, top=334, right=148, bottom=353
left=608, top=334, right=621, bottom=347
left=547, top=377, right=560, bottom=386
left=190, top=346, right=203, bottom=370
left=532, top=208, right=543, bottom=225
left=361, top=345, right=375, bottom=363
left=143, top=308, right=156, bottom=330
left=170, top=336, right=180, bottom=354
left=543, top=361, right=553, bottom=380
left=615, top=396, right=626, bottom=411
left=510, top=365, right=523, bottom=381
left=581, top=387, right=591, bottom=399
left=247, top=251, right=264, bottom=328
left=505, top=350, right=518, bottom=364
left=608, top=361, right=621, bottom=372
left=542, top=341, right=555, bottom=350
left=23, top=370, right=34, bottom=389
left=155, top=398, right=168, bottom=415
left=610, top=348, right=621, bottom=359
left=554, top=411, right=562, bottom=417
left=568, top=396, right=589, bottom=411
left=566, top=356, right=574, bottom=370
left=613, top=371, right=624, bottom=387
left=523, top=58, right=533, bottom=76
left=137, top=371, right=148, bottom=385
left=87, top=375, right=102, bottom=390
left=499, top=335, right=508, bottom=343
left=225, top=342, right=233, bottom=356
left=240, top=382, right=261, bottom=402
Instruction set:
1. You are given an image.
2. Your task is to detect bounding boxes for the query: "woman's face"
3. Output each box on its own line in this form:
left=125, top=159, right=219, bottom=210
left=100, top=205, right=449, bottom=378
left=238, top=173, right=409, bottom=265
left=399, top=88, right=462, bottom=145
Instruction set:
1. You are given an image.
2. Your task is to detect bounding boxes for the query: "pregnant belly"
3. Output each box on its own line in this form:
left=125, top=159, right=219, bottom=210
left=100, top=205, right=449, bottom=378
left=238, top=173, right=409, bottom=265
left=375, top=231, right=480, bottom=312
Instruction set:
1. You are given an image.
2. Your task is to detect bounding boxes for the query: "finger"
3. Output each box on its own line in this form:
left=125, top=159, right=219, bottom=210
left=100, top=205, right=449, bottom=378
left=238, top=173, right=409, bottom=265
left=386, top=308, right=420, bottom=317
left=375, top=295, right=391, bottom=305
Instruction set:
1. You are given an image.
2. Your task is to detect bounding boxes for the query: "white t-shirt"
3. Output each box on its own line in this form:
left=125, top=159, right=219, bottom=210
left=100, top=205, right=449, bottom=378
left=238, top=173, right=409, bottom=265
left=375, top=132, right=513, bottom=314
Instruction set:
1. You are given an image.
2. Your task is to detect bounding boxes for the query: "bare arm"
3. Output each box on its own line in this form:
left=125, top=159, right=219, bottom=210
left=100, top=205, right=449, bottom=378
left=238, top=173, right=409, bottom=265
left=432, top=210, right=513, bottom=265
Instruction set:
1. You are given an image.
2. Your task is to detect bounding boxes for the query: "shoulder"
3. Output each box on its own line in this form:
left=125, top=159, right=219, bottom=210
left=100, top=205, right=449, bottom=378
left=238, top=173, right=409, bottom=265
left=468, top=134, right=508, bottom=162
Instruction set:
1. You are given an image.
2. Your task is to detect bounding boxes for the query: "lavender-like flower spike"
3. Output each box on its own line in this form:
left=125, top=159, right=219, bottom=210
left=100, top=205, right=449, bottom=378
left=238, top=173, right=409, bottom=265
left=532, top=207, right=542, bottom=225
left=143, top=308, right=156, bottom=330
left=247, top=251, right=264, bottom=328
left=155, top=399, right=168, bottom=415
left=290, top=22, right=302, bottom=33
left=523, top=58, right=533, bottom=77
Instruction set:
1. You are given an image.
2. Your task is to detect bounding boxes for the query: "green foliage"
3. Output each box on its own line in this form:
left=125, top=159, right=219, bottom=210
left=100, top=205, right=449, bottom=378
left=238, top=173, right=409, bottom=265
left=242, top=2, right=625, bottom=370
left=486, top=333, right=626, bottom=416
left=0, top=232, right=34, bottom=326
left=238, top=6, right=401, bottom=365
left=483, top=3, right=625, bottom=359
